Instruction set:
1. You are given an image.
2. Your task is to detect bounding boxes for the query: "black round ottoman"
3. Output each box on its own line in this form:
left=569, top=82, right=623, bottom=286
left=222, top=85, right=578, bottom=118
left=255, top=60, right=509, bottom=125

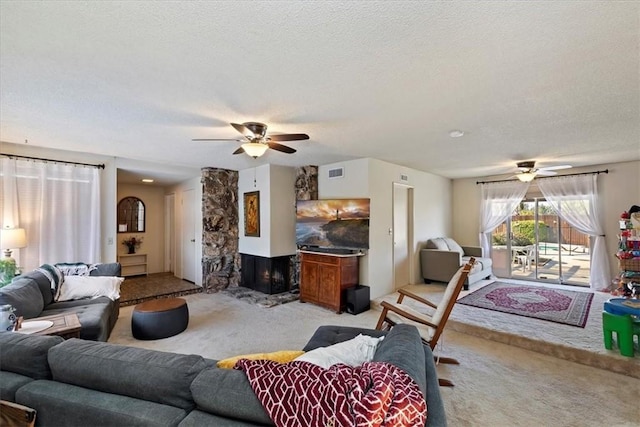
left=131, top=297, right=189, bottom=340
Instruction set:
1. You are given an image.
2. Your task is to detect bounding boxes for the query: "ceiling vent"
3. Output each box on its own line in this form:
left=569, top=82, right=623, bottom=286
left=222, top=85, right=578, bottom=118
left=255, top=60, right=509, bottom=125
left=328, top=167, right=344, bottom=179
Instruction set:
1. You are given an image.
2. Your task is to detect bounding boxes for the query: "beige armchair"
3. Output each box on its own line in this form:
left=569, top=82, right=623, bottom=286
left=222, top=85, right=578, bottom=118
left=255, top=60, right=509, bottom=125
left=420, top=237, right=492, bottom=290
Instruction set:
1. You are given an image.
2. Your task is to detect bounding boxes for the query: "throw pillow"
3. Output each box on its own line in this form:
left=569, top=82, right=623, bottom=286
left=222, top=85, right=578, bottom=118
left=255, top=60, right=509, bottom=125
left=444, top=238, right=464, bottom=255
left=294, top=334, right=384, bottom=368
left=54, top=262, right=97, bottom=276
left=426, top=238, right=448, bottom=250
left=217, top=350, right=305, bottom=369
left=35, top=264, right=64, bottom=299
left=56, top=276, right=124, bottom=302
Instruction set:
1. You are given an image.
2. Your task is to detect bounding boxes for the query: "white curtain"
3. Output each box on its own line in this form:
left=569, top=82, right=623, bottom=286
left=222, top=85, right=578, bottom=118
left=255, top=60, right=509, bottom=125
left=479, top=180, right=530, bottom=256
left=0, top=158, right=101, bottom=271
left=537, top=174, right=610, bottom=291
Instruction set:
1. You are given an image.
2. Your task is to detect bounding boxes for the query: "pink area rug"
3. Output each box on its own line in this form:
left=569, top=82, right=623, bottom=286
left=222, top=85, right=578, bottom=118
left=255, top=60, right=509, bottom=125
left=457, top=282, right=594, bottom=328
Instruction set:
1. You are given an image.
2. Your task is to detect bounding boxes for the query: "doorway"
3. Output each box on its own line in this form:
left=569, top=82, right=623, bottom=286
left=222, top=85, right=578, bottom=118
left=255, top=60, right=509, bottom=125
left=491, top=198, right=590, bottom=286
left=181, top=189, right=196, bottom=283
left=393, top=183, right=413, bottom=290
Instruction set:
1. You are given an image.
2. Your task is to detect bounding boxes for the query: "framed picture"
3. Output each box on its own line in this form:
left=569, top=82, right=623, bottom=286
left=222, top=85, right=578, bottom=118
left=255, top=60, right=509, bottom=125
left=244, top=191, right=260, bottom=237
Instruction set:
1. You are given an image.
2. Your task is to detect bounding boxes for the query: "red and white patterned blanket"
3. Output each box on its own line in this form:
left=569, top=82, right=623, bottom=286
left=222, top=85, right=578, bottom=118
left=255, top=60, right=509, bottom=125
left=236, top=359, right=427, bottom=427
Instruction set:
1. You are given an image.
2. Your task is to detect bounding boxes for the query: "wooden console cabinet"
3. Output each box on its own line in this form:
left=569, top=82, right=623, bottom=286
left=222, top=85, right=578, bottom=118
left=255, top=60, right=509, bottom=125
left=299, top=252, right=360, bottom=313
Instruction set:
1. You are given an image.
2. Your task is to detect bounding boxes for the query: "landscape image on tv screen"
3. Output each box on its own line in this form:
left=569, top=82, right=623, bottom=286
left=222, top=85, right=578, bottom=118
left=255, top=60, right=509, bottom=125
left=296, top=198, right=370, bottom=250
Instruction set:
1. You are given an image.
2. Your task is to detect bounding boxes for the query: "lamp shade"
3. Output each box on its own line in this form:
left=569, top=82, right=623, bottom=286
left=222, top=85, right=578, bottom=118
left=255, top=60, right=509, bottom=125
left=241, top=142, right=269, bottom=158
left=517, top=172, right=537, bottom=182
left=1, top=228, right=27, bottom=250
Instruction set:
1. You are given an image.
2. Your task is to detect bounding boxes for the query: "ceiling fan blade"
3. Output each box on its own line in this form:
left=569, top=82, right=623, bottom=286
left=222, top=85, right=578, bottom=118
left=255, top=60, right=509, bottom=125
left=267, top=133, right=310, bottom=142
left=231, top=123, right=254, bottom=138
left=536, top=170, right=557, bottom=176
left=539, top=165, right=572, bottom=171
left=232, top=147, right=245, bottom=155
left=267, top=142, right=296, bottom=154
left=192, top=138, right=244, bottom=142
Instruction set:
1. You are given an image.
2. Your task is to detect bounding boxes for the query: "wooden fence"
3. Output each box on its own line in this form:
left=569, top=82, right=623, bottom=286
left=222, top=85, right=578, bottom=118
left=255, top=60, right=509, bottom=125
left=493, top=215, right=590, bottom=249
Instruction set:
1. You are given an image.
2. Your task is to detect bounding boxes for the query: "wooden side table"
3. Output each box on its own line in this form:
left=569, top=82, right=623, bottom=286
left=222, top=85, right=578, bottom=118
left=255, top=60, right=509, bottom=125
left=24, top=313, right=81, bottom=340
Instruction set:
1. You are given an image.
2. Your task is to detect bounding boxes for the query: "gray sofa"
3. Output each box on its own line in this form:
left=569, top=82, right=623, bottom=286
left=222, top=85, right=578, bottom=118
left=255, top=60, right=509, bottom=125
left=0, top=263, right=121, bottom=341
left=0, top=324, right=446, bottom=427
left=421, top=237, right=493, bottom=290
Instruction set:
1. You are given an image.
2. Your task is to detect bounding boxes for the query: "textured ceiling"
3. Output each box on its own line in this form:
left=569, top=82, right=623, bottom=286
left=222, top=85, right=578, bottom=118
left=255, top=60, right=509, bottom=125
left=1, top=1, right=638, bottom=184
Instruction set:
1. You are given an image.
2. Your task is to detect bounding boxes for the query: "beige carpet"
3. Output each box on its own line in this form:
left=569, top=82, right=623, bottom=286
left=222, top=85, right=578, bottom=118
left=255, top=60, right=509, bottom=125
left=109, top=286, right=640, bottom=426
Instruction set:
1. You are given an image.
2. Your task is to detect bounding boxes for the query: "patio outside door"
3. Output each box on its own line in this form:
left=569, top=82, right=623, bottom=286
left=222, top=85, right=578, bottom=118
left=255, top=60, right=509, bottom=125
left=491, top=198, right=590, bottom=287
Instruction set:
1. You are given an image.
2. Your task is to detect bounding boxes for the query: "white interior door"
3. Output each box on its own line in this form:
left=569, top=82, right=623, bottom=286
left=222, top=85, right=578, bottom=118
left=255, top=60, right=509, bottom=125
left=182, top=189, right=196, bottom=283
left=393, top=183, right=412, bottom=290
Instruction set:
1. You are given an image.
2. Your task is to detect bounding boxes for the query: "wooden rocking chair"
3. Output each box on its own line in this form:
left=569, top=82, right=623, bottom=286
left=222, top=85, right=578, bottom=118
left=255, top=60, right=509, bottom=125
left=375, top=258, right=475, bottom=386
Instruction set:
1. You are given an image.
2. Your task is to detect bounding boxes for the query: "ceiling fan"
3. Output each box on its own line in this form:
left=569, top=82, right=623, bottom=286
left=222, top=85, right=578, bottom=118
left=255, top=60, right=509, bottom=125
left=192, top=122, right=309, bottom=158
left=512, top=161, right=572, bottom=182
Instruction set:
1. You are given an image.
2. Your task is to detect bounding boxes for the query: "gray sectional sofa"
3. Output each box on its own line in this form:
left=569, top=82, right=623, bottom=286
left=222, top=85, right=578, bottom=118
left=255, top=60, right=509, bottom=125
left=421, top=237, right=493, bottom=290
left=0, top=263, right=121, bottom=341
left=0, top=324, right=446, bottom=426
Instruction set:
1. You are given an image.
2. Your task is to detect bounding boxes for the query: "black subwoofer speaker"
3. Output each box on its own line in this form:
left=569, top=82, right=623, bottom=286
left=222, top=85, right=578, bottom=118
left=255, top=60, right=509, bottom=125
left=345, top=285, right=370, bottom=315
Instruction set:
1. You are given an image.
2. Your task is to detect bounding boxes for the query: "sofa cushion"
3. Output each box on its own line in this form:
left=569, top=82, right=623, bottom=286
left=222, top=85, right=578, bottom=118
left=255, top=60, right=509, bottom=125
left=426, top=238, right=449, bottom=250
left=0, top=279, right=44, bottom=319
left=48, top=339, right=207, bottom=410
left=462, top=256, right=492, bottom=275
left=42, top=300, right=113, bottom=342
left=0, top=370, right=34, bottom=401
left=190, top=367, right=273, bottom=425
left=13, top=270, right=54, bottom=306
left=0, top=332, right=63, bottom=379
left=17, top=380, right=188, bottom=427
left=180, top=409, right=263, bottom=427
left=372, top=324, right=427, bottom=398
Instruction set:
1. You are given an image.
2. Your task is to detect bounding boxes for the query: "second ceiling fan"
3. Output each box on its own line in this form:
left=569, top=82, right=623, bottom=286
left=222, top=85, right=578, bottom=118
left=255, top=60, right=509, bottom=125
left=193, top=121, right=309, bottom=158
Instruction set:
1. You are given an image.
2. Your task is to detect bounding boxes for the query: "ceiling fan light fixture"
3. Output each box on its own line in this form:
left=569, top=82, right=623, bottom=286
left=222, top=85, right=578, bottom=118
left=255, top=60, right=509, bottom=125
left=517, top=172, right=537, bottom=182
left=241, top=142, right=269, bottom=158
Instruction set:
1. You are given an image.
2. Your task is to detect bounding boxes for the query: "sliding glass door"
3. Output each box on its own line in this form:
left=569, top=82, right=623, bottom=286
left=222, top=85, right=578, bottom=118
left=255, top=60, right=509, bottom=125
left=491, top=198, right=590, bottom=286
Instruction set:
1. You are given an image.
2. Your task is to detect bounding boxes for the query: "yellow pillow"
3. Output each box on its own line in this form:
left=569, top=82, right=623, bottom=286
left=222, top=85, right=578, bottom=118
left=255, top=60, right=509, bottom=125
left=216, top=350, right=305, bottom=369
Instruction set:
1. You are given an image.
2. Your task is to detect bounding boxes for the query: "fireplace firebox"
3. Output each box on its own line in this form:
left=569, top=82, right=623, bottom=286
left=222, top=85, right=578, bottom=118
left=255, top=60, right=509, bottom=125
left=240, top=254, right=290, bottom=294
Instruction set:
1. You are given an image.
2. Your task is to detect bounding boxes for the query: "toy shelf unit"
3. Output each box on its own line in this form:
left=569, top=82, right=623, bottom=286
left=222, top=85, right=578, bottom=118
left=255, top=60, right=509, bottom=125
left=118, top=253, right=148, bottom=277
left=615, top=216, right=640, bottom=297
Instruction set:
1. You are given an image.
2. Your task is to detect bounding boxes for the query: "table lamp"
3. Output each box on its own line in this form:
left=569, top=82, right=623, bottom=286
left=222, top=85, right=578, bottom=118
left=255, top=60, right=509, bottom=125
left=1, top=227, right=27, bottom=258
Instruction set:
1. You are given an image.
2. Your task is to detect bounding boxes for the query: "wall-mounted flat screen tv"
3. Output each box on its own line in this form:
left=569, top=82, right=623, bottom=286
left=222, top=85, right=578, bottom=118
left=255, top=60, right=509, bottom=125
left=296, top=198, right=370, bottom=250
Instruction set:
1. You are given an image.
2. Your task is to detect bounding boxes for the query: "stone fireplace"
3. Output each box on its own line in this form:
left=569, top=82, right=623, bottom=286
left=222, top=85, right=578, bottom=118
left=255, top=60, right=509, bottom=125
left=240, top=254, right=290, bottom=294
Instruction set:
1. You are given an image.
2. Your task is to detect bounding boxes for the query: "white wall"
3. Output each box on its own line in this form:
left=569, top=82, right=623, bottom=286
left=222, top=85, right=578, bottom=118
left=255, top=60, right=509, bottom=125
left=239, top=164, right=296, bottom=258
left=451, top=160, right=640, bottom=282
left=319, top=158, right=452, bottom=299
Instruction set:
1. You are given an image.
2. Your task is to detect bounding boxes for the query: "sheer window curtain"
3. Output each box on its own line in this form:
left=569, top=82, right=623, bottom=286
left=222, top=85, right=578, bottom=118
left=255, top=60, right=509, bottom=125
left=0, top=158, right=101, bottom=272
left=537, top=174, right=610, bottom=291
left=479, top=181, right=530, bottom=256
